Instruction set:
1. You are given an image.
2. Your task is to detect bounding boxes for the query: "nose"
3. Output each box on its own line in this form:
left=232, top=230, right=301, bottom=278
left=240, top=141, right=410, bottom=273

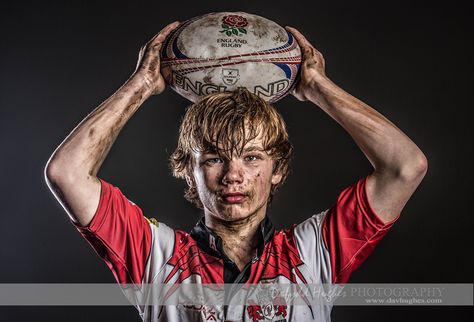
left=221, top=160, right=244, bottom=185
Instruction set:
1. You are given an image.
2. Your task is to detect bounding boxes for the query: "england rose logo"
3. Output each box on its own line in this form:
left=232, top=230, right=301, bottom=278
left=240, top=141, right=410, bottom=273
left=220, top=15, right=248, bottom=36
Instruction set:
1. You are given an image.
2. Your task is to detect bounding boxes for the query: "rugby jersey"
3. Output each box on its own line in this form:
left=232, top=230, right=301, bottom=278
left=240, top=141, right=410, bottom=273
left=75, top=177, right=397, bottom=321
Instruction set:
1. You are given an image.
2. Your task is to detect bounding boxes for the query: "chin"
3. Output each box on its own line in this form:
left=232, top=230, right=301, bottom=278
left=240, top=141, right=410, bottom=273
left=217, top=208, right=251, bottom=222
left=215, top=203, right=265, bottom=223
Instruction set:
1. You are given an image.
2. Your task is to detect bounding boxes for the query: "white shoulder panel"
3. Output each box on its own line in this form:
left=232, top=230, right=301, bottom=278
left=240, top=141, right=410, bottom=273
left=147, top=222, right=176, bottom=283
left=293, top=211, right=332, bottom=284
left=123, top=221, right=176, bottom=318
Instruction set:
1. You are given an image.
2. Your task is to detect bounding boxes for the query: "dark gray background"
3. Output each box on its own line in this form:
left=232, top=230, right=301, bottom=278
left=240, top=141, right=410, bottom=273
left=0, top=0, right=472, bottom=321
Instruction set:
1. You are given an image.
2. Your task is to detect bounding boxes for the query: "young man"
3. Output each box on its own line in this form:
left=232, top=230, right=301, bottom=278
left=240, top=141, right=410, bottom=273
left=45, top=21, right=427, bottom=321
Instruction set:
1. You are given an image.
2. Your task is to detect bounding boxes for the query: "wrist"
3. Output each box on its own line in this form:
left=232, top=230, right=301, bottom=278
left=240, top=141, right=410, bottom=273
left=305, top=74, right=337, bottom=106
left=128, top=72, right=155, bottom=99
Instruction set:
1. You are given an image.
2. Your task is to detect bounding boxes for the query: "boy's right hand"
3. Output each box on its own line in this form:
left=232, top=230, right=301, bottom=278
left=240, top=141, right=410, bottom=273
left=133, top=21, right=180, bottom=96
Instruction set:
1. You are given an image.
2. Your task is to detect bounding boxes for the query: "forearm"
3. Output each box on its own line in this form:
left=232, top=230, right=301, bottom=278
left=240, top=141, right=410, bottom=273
left=288, top=26, right=427, bottom=221
left=45, top=22, right=178, bottom=226
left=307, top=74, right=426, bottom=178
left=46, top=75, right=151, bottom=181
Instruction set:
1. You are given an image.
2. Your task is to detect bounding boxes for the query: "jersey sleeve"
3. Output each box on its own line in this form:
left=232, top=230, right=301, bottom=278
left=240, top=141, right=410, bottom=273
left=294, top=176, right=399, bottom=284
left=73, top=179, right=154, bottom=285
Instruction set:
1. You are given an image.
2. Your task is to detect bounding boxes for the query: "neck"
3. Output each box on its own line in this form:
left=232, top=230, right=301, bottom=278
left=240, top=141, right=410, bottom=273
left=204, top=212, right=265, bottom=271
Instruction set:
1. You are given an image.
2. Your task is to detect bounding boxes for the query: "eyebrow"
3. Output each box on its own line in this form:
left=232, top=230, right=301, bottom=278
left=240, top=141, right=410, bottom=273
left=227, top=147, right=266, bottom=156
left=201, top=145, right=264, bottom=154
left=200, top=149, right=219, bottom=155
left=243, top=146, right=265, bottom=152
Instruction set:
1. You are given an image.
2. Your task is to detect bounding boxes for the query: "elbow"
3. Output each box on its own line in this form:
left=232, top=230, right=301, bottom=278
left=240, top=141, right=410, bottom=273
left=45, top=155, right=97, bottom=190
left=44, top=156, right=76, bottom=189
left=399, top=151, right=428, bottom=182
left=44, top=158, right=63, bottom=188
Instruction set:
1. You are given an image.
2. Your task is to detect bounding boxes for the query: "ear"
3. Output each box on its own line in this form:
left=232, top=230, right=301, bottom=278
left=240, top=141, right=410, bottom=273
left=271, top=172, right=283, bottom=185
left=185, top=175, right=196, bottom=188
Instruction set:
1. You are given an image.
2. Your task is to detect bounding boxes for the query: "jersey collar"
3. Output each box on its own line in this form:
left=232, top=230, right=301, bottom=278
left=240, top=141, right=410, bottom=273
left=190, top=216, right=275, bottom=260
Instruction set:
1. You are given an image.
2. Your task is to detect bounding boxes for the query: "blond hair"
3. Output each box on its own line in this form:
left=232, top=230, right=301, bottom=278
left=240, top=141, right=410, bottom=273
left=170, top=88, right=293, bottom=208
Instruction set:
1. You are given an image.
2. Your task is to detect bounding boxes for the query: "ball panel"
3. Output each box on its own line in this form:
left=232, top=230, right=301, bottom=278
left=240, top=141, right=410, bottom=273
left=163, top=61, right=299, bottom=103
left=176, top=12, right=289, bottom=58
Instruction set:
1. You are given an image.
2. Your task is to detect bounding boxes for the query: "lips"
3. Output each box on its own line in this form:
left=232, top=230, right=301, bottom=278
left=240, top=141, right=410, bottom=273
left=221, top=192, right=248, bottom=203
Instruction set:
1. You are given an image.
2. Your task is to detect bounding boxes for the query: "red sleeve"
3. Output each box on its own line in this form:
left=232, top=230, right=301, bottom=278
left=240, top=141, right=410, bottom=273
left=322, top=177, right=399, bottom=284
left=74, top=179, right=152, bottom=285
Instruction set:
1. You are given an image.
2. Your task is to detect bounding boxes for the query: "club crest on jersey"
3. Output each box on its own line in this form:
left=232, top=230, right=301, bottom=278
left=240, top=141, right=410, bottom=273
left=246, top=285, right=288, bottom=322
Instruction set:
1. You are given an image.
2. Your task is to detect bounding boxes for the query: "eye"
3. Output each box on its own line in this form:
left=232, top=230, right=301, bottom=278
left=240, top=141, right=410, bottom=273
left=205, top=157, right=223, bottom=165
left=244, top=155, right=260, bottom=162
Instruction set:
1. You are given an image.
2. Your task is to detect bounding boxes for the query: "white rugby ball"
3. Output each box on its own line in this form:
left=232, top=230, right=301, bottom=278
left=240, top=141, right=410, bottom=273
left=160, top=12, right=301, bottom=103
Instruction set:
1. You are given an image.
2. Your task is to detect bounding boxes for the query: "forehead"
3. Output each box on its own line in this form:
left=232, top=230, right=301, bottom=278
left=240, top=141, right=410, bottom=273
left=194, top=135, right=267, bottom=157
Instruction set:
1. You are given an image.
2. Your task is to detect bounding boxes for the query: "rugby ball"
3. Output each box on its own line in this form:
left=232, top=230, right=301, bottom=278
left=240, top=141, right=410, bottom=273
left=160, top=12, right=301, bottom=103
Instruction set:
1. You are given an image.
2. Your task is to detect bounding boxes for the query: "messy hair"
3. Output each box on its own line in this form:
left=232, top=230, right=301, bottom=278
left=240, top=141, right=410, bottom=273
left=170, top=87, right=293, bottom=208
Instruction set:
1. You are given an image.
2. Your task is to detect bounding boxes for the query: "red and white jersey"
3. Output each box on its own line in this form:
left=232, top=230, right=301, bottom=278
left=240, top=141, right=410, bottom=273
left=75, top=177, right=397, bottom=321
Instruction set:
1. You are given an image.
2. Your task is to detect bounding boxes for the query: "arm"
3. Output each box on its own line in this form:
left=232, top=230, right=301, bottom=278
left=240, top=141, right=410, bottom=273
left=286, top=27, right=428, bottom=223
left=44, top=22, right=180, bottom=227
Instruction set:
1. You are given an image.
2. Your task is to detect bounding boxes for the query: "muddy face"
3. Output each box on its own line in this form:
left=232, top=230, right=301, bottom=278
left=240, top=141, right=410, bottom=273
left=189, top=135, right=282, bottom=223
